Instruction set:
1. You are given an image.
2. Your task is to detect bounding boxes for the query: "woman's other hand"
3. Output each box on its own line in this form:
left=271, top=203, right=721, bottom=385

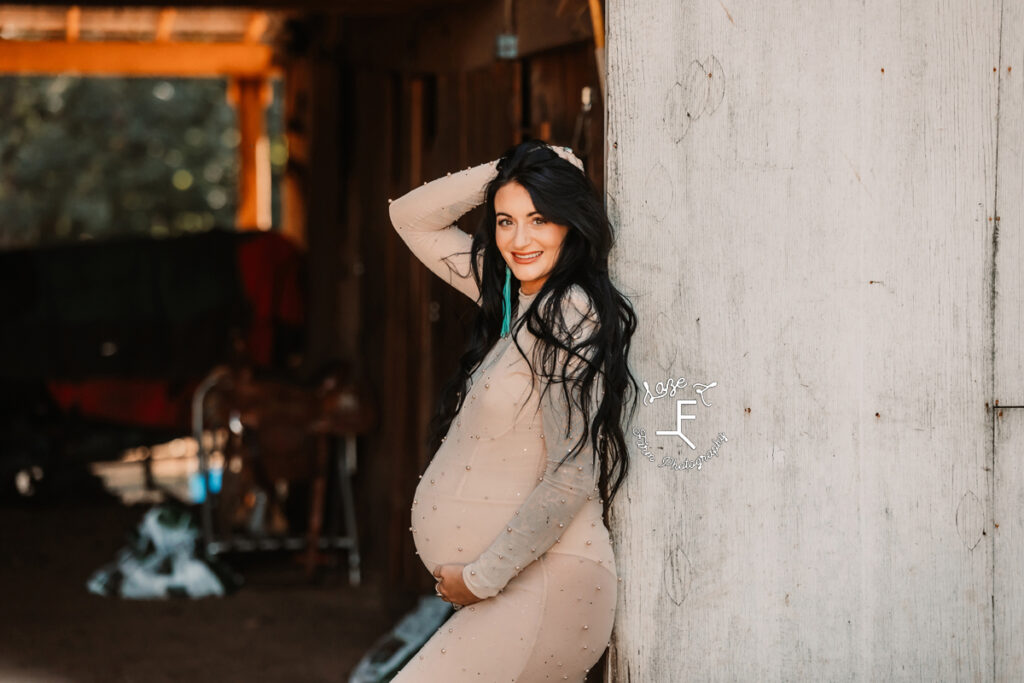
left=433, top=563, right=484, bottom=607
left=547, top=144, right=585, bottom=173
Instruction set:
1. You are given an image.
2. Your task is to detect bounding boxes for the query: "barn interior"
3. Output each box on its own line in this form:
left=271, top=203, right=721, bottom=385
left=0, top=1, right=607, bottom=680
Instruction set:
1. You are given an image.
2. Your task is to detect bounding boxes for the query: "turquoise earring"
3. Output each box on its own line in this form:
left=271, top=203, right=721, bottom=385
left=500, top=265, right=512, bottom=337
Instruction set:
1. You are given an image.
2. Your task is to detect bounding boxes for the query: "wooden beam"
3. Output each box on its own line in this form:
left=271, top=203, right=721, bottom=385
left=66, top=6, right=80, bottom=42
left=232, top=76, right=272, bottom=230
left=0, top=41, right=279, bottom=77
left=154, top=8, right=176, bottom=42
left=587, top=0, right=604, bottom=49
left=8, top=0, right=462, bottom=12
left=244, top=11, right=269, bottom=43
left=280, top=58, right=309, bottom=249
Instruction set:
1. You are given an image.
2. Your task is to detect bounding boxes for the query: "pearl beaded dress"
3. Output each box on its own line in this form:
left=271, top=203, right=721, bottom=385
left=387, top=159, right=617, bottom=682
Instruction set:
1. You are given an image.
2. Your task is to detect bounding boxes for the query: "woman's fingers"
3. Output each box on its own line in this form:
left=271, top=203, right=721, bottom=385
left=548, top=144, right=585, bottom=172
left=434, top=564, right=449, bottom=602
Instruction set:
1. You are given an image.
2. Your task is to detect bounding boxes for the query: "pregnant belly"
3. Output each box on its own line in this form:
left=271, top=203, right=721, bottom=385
left=410, top=434, right=545, bottom=571
left=410, top=488, right=523, bottom=572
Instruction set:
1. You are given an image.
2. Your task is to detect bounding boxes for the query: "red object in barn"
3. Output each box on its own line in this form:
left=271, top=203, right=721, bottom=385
left=45, top=231, right=305, bottom=430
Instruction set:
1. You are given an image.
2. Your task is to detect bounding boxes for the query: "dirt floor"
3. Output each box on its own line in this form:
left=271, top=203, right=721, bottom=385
left=0, top=490, right=398, bottom=683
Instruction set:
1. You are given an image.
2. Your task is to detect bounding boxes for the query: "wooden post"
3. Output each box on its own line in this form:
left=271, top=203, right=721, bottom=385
left=154, top=9, right=176, bottom=43
left=408, top=76, right=434, bottom=489
left=65, top=6, right=80, bottom=43
left=607, top=0, right=1007, bottom=679
left=229, top=76, right=273, bottom=231
left=281, top=59, right=310, bottom=249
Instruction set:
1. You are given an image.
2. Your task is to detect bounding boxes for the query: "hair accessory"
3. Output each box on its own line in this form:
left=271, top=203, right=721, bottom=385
left=500, top=265, right=512, bottom=337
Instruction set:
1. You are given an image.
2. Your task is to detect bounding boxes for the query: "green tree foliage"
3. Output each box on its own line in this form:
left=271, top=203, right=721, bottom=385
left=0, top=76, right=283, bottom=250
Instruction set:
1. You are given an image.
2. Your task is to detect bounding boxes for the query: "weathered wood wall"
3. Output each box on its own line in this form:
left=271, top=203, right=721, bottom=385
left=994, top=2, right=1024, bottom=681
left=606, top=0, right=1018, bottom=679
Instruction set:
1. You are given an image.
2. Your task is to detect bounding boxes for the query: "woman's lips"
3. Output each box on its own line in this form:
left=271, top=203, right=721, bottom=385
left=512, top=251, right=542, bottom=264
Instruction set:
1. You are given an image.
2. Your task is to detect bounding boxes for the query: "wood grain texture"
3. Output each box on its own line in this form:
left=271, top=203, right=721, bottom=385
left=606, top=0, right=1003, bottom=679
left=995, top=2, right=1024, bottom=403
left=994, top=2, right=1024, bottom=682
left=995, top=408, right=1024, bottom=680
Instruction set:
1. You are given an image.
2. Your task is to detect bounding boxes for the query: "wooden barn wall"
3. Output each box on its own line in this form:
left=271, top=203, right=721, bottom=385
left=330, top=2, right=605, bottom=613
left=994, top=1, right=1024, bottom=679
left=605, top=0, right=1017, bottom=680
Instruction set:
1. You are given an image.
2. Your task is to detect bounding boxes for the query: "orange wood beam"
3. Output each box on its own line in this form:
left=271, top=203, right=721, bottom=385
left=0, top=41, right=279, bottom=77
left=66, top=6, right=81, bottom=42
left=231, top=76, right=272, bottom=230
left=244, top=11, right=269, bottom=43
left=155, top=8, right=177, bottom=42
left=587, top=0, right=604, bottom=49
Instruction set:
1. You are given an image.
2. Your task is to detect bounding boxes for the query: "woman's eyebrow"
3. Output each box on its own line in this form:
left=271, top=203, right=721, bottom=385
left=495, top=211, right=542, bottom=217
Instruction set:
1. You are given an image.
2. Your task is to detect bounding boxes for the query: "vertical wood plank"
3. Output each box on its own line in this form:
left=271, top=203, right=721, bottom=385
left=234, top=76, right=271, bottom=231
left=993, top=0, right=1024, bottom=679
left=606, top=0, right=999, bottom=679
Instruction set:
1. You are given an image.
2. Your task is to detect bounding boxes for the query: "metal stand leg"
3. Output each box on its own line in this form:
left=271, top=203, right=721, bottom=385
left=192, top=366, right=230, bottom=557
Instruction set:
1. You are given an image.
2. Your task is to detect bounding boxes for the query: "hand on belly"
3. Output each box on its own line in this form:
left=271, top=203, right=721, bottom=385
left=433, top=563, right=483, bottom=606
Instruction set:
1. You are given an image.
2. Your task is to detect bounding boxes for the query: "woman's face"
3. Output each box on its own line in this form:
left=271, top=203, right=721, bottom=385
left=494, top=181, right=570, bottom=295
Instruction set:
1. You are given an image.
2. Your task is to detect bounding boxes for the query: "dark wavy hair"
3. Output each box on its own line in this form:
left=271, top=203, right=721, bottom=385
left=425, top=139, right=640, bottom=516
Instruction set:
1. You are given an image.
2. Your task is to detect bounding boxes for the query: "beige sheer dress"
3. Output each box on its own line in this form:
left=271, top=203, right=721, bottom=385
left=388, top=159, right=617, bottom=682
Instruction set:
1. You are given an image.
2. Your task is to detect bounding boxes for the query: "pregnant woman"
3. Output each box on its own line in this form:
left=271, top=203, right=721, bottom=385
left=387, top=140, right=639, bottom=682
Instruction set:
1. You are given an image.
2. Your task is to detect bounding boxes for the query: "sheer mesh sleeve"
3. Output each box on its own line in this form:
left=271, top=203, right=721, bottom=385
left=387, top=159, right=498, bottom=306
left=462, top=288, right=602, bottom=599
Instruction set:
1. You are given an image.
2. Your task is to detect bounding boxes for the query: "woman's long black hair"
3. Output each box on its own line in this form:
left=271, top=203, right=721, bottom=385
left=426, top=139, right=640, bottom=517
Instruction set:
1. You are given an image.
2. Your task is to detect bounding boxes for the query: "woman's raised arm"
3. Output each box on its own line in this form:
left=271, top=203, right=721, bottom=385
left=387, top=159, right=499, bottom=305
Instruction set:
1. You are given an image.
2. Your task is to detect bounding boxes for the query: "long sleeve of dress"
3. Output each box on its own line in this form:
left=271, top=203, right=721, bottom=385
left=461, top=289, right=603, bottom=599
left=387, top=159, right=499, bottom=306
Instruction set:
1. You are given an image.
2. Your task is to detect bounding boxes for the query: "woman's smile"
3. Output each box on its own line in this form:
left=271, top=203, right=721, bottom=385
left=495, top=181, right=570, bottom=294
left=511, top=250, right=543, bottom=263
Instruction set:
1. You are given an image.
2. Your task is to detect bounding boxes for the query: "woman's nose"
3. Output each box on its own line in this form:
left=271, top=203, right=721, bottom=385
left=512, top=226, right=533, bottom=249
